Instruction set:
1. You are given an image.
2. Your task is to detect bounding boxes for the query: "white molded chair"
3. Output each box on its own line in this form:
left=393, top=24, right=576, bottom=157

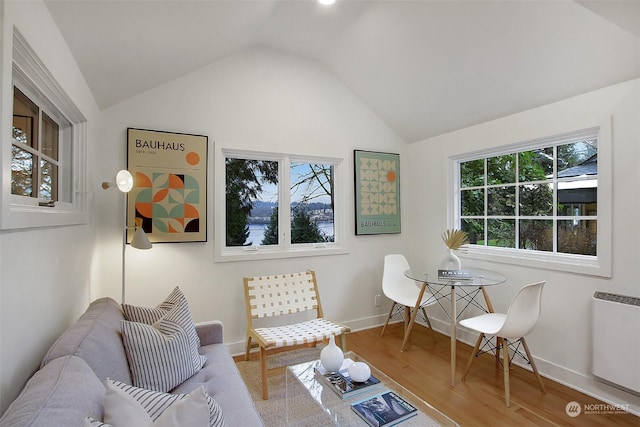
left=380, top=254, right=437, bottom=351
left=459, top=281, right=547, bottom=407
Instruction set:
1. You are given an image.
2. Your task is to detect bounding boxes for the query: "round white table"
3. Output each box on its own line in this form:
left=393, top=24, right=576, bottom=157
left=404, top=267, right=506, bottom=386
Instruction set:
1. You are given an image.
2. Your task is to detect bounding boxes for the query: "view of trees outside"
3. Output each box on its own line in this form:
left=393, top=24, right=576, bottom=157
left=12, top=88, right=58, bottom=201
left=225, top=157, right=334, bottom=247
left=460, top=139, right=597, bottom=256
left=12, top=124, right=57, bottom=201
left=11, top=139, right=34, bottom=197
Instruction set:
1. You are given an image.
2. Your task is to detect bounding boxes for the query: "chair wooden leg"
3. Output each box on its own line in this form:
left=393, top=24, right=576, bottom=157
left=403, top=306, right=410, bottom=334
left=339, top=333, right=348, bottom=352
left=521, top=338, right=546, bottom=394
left=401, top=305, right=420, bottom=352
left=381, top=302, right=396, bottom=336
left=495, top=337, right=502, bottom=370
left=462, top=333, right=484, bottom=381
left=245, top=336, right=252, bottom=361
left=260, top=346, right=268, bottom=400
left=421, top=307, right=432, bottom=329
left=503, top=338, right=511, bottom=407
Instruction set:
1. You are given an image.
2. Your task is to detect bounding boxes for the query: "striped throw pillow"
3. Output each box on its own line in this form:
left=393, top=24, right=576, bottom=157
left=121, top=298, right=198, bottom=392
left=123, top=287, right=205, bottom=372
left=84, top=379, right=225, bottom=427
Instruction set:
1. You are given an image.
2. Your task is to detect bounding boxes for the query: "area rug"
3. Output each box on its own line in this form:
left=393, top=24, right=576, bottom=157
left=236, top=346, right=330, bottom=426
left=236, top=347, right=446, bottom=427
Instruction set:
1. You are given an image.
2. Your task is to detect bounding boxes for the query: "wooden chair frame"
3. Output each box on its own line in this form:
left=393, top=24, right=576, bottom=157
left=243, top=270, right=350, bottom=399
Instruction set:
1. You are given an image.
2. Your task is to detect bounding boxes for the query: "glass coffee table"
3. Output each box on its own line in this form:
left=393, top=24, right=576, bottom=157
left=285, top=351, right=459, bottom=426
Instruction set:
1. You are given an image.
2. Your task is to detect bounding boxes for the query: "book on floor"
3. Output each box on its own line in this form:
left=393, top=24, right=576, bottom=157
left=315, top=358, right=381, bottom=399
left=351, top=390, right=418, bottom=426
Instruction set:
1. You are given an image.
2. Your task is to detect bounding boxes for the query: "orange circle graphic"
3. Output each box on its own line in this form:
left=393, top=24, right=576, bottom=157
left=387, top=170, right=397, bottom=182
left=186, top=152, right=200, bottom=165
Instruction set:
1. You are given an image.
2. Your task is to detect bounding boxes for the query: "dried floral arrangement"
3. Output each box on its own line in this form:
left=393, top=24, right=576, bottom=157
left=441, top=229, right=469, bottom=251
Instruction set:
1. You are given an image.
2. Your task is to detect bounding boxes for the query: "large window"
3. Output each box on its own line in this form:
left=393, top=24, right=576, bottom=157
left=1, top=30, right=87, bottom=229
left=452, top=126, right=611, bottom=276
left=217, top=148, right=345, bottom=261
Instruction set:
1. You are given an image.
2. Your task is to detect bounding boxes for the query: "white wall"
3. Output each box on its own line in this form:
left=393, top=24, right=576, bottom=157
left=406, top=79, right=640, bottom=414
left=0, top=0, right=100, bottom=414
left=93, top=47, right=407, bottom=353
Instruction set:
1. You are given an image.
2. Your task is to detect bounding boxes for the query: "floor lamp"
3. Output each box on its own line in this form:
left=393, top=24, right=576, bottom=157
left=102, top=170, right=152, bottom=303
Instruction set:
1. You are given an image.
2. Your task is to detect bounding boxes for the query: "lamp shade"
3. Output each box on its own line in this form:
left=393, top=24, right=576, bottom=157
left=131, top=227, right=152, bottom=250
left=102, top=170, right=134, bottom=192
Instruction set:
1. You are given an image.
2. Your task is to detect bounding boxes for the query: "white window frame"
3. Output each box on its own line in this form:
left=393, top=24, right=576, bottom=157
left=448, top=121, right=612, bottom=278
left=214, top=145, right=348, bottom=262
left=1, top=30, right=87, bottom=229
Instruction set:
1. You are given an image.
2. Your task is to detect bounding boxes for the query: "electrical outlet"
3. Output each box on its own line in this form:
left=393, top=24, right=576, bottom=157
left=374, top=294, right=381, bottom=307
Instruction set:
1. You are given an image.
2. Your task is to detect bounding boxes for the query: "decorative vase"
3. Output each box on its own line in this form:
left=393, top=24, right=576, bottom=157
left=441, top=248, right=462, bottom=270
left=320, top=334, right=344, bottom=373
left=348, top=362, right=372, bottom=382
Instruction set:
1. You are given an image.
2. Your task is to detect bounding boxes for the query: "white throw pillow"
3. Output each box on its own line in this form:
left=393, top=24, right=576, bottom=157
left=85, top=379, right=225, bottom=427
left=121, top=298, right=198, bottom=392
left=123, top=286, right=205, bottom=372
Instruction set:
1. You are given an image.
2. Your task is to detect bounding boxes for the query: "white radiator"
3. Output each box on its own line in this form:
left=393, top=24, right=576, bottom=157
left=592, top=291, right=640, bottom=395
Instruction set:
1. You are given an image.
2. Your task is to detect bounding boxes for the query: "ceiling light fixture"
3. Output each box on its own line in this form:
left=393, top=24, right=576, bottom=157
left=318, top=0, right=336, bottom=5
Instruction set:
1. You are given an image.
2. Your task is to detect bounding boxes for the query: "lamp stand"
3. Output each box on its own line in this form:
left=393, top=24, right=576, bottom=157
left=122, top=192, right=127, bottom=304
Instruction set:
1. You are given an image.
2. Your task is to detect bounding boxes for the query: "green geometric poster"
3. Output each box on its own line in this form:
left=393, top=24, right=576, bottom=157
left=354, top=150, right=401, bottom=235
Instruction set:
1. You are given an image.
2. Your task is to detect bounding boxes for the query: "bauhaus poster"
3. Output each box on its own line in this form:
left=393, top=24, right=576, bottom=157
left=127, top=128, right=207, bottom=243
left=354, top=150, right=401, bottom=235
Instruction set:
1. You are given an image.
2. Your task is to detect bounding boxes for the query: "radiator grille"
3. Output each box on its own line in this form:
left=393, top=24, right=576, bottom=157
left=593, top=291, right=640, bottom=306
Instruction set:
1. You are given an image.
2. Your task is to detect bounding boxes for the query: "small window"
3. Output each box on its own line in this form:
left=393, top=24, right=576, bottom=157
left=12, top=87, right=65, bottom=202
left=216, top=148, right=346, bottom=261
left=1, top=30, right=87, bottom=229
left=452, top=125, right=611, bottom=277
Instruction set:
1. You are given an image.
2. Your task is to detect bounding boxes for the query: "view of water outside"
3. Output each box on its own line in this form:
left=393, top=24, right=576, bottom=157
left=244, top=161, right=334, bottom=245
left=247, top=221, right=334, bottom=245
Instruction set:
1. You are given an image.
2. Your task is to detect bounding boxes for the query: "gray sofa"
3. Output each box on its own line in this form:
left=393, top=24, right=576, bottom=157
left=0, top=297, right=263, bottom=426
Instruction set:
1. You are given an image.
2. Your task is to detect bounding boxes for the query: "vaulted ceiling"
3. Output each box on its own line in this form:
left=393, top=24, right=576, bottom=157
left=44, top=0, right=640, bottom=143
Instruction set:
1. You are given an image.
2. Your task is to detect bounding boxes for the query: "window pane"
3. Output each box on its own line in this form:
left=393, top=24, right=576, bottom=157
left=487, top=154, right=515, bottom=185
left=519, top=219, right=553, bottom=251
left=460, top=159, right=484, bottom=188
left=13, top=88, right=38, bottom=149
left=13, top=117, right=34, bottom=147
left=558, top=219, right=597, bottom=255
left=41, top=113, right=59, bottom=161
left=290, top=162, right=334, bottom=244
left=225, top=158, right=278, bottom=246
left=558, top=180, right=597, bottom=216
left=40, top=159, right=57, bottom=201
left=558, top=139, right=597, bottom=176
left=461, top=189, right=484, bottom=216
left=11, top=146, right=33, bottom=197
left=487, top=219, right=515, bottom=248
left=462, top=218, right=484, bottom=245
left=519, top=147, right=553, bottom=182
left=488, top=186, right=515, bottom=215
left=519, top=183, right=553, bottom=216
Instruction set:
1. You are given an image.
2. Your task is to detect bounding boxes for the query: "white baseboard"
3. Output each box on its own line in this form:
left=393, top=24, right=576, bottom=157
left=227, top=316, right=640, bottom=416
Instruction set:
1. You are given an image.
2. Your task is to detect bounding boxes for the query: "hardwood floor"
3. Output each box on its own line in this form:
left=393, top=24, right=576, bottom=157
left=344, top=324, right=639, bottom=427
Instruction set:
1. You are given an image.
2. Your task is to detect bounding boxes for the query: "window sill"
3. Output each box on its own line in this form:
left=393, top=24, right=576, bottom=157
left=462, top=246, right=611, bottom=278
left=215, top=245, right=349, bottom=262
left=0, top=196, right=87, bottom=229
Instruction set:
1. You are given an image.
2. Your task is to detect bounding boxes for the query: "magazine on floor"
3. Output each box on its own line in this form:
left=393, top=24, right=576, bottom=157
left=351, top=390, right=418, bottom=426
left=315, top=358, right=381, bottom=399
